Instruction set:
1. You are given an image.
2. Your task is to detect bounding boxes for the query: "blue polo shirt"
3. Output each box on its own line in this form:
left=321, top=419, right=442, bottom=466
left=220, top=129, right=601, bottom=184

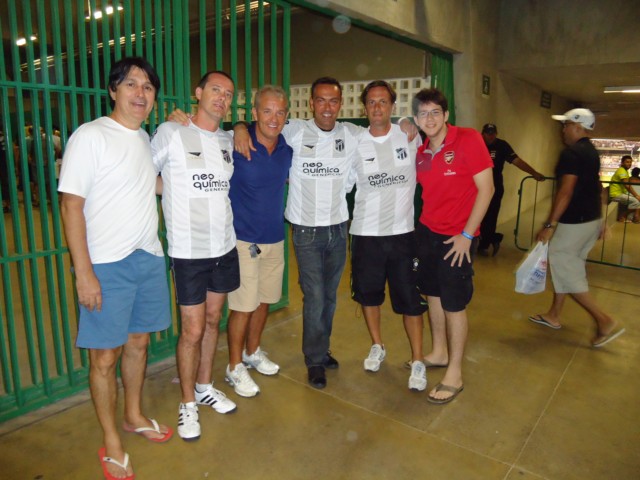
left=229, top=123, right=292, bottom=243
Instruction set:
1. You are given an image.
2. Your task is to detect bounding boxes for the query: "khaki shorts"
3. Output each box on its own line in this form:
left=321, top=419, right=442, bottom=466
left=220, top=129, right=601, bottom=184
left=227, top=239, right=285, bottom=312
left=549, top=219, right=600, bottom=293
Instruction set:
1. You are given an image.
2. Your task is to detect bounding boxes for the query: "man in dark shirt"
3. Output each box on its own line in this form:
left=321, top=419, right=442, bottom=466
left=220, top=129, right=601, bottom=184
left=478, top=123, right=545, bottom=256
left=528, top=109, right=624, bottom=348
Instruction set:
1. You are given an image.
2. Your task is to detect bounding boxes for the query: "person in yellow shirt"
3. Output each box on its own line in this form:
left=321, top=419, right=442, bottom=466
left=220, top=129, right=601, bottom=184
left=609, top=155, right=640, bottom=222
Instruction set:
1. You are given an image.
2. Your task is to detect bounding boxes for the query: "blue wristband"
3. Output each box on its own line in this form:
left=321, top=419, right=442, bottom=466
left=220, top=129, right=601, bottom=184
left=461, top=231, right=474, bottom=240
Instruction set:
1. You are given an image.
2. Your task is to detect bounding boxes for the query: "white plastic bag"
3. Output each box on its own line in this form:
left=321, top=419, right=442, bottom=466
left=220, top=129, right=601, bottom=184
left=515, top=241, right=548, bottom=294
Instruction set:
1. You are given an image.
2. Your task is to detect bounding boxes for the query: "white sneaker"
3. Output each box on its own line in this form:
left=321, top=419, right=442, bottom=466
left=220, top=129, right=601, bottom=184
left=225, top=363, right=260, bottom=397
left=243, top=347, right=280, bottom=375
left=195, top=383, right=237, bottom=414
left=364, top=344, right=386, bottom=372
left=177, top=402, right=200, bottom=441
left=408, top=360, right=427, bottom=391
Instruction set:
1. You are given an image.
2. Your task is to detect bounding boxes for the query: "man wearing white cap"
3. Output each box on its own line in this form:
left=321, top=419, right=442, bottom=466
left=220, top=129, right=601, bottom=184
left=528, top=108, right=625, bottom=348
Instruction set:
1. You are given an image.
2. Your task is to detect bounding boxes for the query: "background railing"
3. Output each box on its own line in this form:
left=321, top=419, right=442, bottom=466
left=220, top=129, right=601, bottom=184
left=514, top=176, right=639, bottom=271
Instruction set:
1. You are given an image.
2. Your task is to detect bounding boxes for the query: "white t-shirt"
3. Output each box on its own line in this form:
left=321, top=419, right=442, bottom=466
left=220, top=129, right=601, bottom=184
left=283, top=118, right=363, bottom=226
left=58, top=116, right=163, bottom=263
left=151, top=121, right=236, bottom=259
left=348, top=124, right=419, bottom=236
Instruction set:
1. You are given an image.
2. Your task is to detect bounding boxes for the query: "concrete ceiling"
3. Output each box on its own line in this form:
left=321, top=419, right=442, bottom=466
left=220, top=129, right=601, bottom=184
left=505, top=62, right=640, bottom=139
left=3, top=1, right=640, bottom=138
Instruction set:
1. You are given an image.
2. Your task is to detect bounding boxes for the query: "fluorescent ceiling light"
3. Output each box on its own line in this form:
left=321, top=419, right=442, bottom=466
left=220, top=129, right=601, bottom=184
left=86, top=5, right=124, bottom=20
left=604, top=86, right=640, bottom=93
left=16, top=35, right=38, bottom=46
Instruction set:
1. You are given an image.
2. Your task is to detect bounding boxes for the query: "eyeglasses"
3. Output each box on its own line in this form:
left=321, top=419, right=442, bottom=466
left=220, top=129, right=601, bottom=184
left=416, top=109, right=443, bottom=119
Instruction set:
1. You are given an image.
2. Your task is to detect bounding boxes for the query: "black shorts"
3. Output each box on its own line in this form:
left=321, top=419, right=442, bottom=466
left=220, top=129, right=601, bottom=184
left=351, top=233, right=427, bottom=316
left=415, top=223, right=476, bottom=312
left=170, top=248, right=240, bottom=305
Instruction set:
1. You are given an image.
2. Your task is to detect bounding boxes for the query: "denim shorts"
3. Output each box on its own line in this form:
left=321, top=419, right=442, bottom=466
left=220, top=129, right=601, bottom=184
left=416, top=223, right=476, bottom=312
left=170, top=247, right=240, bottom=305
left=76, top=250, right=171, bottom=349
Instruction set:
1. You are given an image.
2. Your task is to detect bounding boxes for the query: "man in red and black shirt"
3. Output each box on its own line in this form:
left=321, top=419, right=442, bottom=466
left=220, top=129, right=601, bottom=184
left=412, top=88, right=494, bottom=404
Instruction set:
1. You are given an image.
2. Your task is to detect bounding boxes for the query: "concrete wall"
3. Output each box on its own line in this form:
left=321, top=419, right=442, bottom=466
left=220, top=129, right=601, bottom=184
left=288, top=10, right=425, bottom=84
left=498, top=0, right=640, bottom=69
left=498, top=0, right=640, bottom=139
left=322, top=0, right=565, bottom=226
left=318, top=0, right=467, bottom=53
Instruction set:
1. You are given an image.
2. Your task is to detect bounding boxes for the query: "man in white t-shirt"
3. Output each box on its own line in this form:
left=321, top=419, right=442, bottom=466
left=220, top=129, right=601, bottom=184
left=152, top=71, right=239, bottom=442
left=347, top=80, right=428, bottom=391
left=58, top=57, right=173, bottom=480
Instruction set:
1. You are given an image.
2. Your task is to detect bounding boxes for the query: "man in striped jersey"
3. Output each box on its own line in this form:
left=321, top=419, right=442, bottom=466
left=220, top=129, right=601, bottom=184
left=347, top=80, right=428, bottom=391
left=235, top=77, right=361, bottom=389
left=235, top=78, right=419, bottom=389
left=152, top=71, right=239, bottom=442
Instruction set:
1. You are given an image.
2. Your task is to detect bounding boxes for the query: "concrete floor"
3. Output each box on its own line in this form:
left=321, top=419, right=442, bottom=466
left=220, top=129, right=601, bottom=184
left=0, top=237, right=638, bottom=480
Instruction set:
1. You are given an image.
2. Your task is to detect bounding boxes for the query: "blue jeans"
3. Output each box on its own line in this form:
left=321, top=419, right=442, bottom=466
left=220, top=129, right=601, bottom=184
left=292, top=222, right=347, bottom=366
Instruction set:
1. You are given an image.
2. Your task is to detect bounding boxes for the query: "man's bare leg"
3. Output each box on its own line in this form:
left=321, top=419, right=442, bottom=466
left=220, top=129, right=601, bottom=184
left=403, top=314, right=424, bottom=361
left=121, top=332, right=171, bottom=440
left=177, top=303, right=206, bottom=403
left=537, top=292, right=566, bottom=327
left=570, top=291, right=618, bottom=339
left=429, top=309, right=467, bottom=401
left=423, top=296, right=449, bottom=366
left=362, top=305, right=383, bottom=346
left=245, top=303, right=270, bottom=355
left=90, top=347, right=134, bottom=479
left=228, top=310, right=251, bottom=368
left=196, top=291, right=227, bottom=384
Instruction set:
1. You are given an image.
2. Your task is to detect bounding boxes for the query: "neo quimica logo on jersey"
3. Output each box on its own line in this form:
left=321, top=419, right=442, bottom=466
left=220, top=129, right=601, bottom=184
left=192, top=173, right=230, bottom=192
left=302, top=161, right=340, bottom=176
left=368, top=172, right=407, bottom=187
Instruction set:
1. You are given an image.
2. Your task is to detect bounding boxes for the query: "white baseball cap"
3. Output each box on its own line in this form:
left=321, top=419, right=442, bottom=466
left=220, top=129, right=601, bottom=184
left=551, top=108, right=595, bottom=130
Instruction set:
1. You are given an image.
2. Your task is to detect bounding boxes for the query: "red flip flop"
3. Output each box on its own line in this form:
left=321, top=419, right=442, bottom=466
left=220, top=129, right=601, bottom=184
left=122, top=418, right=174, bottom=443
left=98, top=447, right=135, bottom=480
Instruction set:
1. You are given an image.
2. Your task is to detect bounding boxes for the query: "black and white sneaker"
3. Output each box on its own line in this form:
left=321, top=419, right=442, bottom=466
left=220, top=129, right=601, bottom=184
left=195, top=383, right=237, bottom=414
left=178, top=402, right=201, bottom=441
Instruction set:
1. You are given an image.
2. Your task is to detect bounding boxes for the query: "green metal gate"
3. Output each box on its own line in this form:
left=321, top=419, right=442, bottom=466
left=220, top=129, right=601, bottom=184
left=0, top=0, right=291, bottom=422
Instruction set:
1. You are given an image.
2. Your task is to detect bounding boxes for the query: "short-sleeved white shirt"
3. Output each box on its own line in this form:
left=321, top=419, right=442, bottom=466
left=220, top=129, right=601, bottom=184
left=57, top=116, right=163, bottom=264
left=348, top=124, right=419, bottom=236
left=283, top=118, right=363, bottom=226
left=151, top=121, right=236, bottom=259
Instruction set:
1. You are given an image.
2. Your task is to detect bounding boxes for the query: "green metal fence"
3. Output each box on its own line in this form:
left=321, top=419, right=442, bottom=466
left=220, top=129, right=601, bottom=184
left=1, top=0, right=454, bottom=422
left=0, top=0, right=292, bottom=422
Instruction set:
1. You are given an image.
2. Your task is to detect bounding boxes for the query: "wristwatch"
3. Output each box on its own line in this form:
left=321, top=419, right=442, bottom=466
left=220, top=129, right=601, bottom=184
left=543, top=222, right=556, bottom=229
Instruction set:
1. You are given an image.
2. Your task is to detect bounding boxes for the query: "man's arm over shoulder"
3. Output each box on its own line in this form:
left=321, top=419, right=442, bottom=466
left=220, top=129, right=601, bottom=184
left=150, top=122, right=180, bottom=172
left=281, top=117, right=305, bottom=141
left=340, top=121, right=366, bottom=138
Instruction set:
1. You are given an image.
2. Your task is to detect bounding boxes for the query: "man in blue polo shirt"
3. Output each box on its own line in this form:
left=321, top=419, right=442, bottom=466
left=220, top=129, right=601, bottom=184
left=225, top=85, right=293, bottom=397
